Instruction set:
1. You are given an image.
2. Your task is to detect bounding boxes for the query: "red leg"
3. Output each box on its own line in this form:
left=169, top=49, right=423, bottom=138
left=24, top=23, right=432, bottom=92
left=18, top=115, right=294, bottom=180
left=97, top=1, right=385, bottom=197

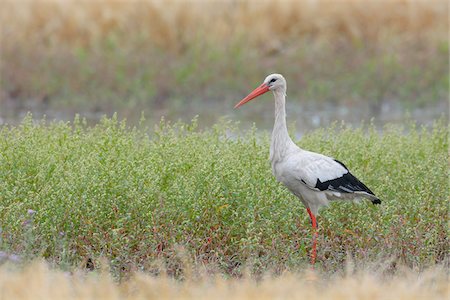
left=306, top=208, right=318, bottom=266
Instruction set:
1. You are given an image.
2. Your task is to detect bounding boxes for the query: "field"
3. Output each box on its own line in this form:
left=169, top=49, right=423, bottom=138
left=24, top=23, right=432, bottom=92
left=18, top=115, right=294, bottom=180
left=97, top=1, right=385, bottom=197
left=1, top=0, right=449, bottom=128
left=0, top=116, right=448, bottom=275
left=0, top=0, right=449, bottom=298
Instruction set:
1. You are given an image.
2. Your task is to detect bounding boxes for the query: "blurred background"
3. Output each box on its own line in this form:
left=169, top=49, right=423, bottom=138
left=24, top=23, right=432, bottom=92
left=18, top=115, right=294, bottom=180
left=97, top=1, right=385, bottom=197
left=1, top=0, right=448, bottom=133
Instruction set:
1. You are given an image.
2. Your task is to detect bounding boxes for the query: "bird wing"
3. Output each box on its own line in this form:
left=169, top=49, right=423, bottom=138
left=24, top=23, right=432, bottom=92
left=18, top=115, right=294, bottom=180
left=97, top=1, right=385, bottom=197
left=288, top=150, right=376, bottom=196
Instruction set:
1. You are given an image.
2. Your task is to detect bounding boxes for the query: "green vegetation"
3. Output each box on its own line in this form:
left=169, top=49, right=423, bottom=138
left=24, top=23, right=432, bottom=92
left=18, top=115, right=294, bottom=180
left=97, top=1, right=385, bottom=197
left=0, top=116, right=447, bottom=277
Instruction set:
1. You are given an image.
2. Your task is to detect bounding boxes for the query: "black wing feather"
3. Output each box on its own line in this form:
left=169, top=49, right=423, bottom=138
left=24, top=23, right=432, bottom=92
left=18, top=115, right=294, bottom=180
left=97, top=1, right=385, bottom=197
left=314, top=159, right=381, bottom=204
left=314, top=172, right=375, bottom=195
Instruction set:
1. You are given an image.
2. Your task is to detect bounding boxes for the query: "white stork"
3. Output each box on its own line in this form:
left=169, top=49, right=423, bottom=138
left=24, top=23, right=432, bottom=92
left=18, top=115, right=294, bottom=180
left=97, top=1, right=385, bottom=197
left=234, top=73, right=381, bottom=265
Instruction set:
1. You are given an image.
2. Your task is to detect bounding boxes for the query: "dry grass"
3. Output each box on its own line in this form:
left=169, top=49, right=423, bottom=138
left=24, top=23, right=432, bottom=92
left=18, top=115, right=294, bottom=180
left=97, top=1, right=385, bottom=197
left=2, top=0, right=446, bottom=51
left=0, top=261, right=448, bottom=300
left=1, top=0, right=448, bottom=125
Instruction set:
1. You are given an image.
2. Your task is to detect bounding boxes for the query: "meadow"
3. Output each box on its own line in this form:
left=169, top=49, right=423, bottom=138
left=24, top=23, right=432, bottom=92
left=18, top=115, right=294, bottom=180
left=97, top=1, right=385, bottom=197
left=0, top=0, right=449, bottom=298
left=1, top=0, right=448, bottom=127
left=0, top=116, right=448, bottom=279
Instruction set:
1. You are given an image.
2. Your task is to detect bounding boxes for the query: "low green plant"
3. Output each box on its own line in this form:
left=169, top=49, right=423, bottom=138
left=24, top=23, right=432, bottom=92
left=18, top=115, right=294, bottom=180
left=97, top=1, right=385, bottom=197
left=0, top=115, right=447, bottom=276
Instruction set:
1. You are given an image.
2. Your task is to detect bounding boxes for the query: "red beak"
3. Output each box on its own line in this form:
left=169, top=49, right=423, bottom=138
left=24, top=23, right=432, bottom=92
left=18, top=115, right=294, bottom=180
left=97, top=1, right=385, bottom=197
left=234, top=83, right=270, bottom=108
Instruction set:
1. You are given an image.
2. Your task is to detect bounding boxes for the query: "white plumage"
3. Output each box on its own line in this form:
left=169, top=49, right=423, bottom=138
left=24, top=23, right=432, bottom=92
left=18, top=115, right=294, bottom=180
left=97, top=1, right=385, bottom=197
left=235, top=73, right=381, bottom=265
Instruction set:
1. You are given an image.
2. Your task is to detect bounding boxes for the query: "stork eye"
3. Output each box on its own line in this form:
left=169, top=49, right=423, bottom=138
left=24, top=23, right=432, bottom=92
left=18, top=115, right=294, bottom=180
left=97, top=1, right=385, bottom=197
left=269, top=78, right=277, bottom=83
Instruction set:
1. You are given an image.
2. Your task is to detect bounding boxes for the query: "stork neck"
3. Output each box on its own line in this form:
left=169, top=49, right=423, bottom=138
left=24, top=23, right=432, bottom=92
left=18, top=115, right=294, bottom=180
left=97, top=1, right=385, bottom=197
left=271, top=90, right=295, bottom=159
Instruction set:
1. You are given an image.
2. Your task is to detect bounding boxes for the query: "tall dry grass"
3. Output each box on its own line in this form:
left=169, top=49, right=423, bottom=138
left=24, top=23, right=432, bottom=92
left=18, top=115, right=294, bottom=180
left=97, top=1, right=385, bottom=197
left=0, top=261, right=448, bottom=300
left=2, top=0, right=446, bottom=51
left=1, top=0, right=448, bottom=125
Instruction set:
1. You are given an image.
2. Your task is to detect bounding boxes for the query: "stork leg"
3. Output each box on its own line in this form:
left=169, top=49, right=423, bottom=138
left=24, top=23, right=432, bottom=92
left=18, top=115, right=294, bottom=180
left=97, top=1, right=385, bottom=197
left=306, top=208, right=318, bottom=266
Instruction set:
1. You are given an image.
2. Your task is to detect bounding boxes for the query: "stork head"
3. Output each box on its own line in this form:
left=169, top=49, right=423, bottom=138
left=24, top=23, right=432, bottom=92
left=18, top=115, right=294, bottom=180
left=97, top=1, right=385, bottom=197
left=234, top=73, right=286, bottom=108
